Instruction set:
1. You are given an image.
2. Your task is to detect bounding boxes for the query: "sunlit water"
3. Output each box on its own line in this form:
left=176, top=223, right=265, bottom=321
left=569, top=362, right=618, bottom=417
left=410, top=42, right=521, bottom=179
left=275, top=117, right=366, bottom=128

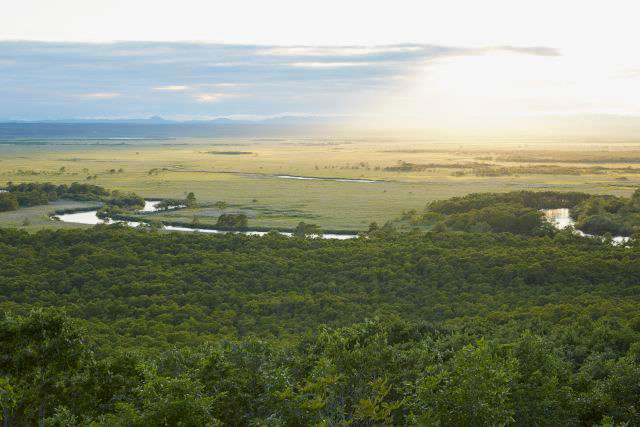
left=276, top=175, right=379, bottom=183
left=542, top=208, right=629, bottom=244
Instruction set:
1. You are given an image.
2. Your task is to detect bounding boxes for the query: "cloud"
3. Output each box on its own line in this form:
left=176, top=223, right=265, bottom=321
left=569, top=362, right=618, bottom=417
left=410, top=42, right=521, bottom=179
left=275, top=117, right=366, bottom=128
left=154, top=85, right=190, bottom=91
left=260, top=45, right=423, bottom=57
left=491, top=46, right=561, bottom=57
left=0, top=41, right=561, bottom=120
left=198, top=83, right=247, bottom=88
left=289, top=62, right=372, bottom=68
left=194, top=93, right=237, bottom=103
left=77, top=92, right=121, bottom=99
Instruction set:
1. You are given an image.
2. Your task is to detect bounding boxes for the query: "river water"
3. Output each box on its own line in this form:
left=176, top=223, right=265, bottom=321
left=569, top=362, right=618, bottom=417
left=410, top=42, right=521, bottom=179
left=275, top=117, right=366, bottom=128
left=54, top=201, right=357, bottom=240
left=275, top=175, right=380, bottom=183
left=53, top=203, right=629, bottom=243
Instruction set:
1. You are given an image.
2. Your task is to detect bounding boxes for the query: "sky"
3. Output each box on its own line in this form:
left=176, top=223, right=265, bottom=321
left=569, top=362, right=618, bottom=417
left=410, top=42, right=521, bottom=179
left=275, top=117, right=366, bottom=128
left=1, top=0, right=639, bottom=130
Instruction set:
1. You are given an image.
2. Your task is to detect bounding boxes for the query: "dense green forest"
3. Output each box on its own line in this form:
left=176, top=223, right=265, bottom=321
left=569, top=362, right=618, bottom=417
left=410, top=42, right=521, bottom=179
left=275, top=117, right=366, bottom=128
left=2, top=224, right=640, bottom=425
left=403, top=190, right=640, bottom=237
left=572, top=191, right=640, bottom=236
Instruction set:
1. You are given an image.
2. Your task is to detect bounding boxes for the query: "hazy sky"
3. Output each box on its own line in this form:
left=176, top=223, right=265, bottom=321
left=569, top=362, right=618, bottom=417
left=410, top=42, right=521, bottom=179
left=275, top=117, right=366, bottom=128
left=1, top=0, right=639, bottom=124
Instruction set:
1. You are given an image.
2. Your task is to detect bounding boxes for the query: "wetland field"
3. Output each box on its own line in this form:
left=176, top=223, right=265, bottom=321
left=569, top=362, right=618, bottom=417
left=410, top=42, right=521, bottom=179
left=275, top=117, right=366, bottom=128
left=3, top=135, right=640, bottom=231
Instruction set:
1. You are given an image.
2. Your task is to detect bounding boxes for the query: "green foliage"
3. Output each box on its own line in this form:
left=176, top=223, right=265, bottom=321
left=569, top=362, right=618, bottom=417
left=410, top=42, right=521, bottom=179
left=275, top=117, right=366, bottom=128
left=104, top=191, right=145, bottom=210
left=186, top=192, right=197, bottom=208
left=0, top=309, right=88, bottom=426
left=293, top=221, right=321, bottom=237
left=213, top=200, right=227, bottom=213
left=4, top=181, right=144, bottom=211
left=427, top=190, right=591, bottom=215
left=0, top=193, right=19, bottom=212
left=412, top=339, right=517, bottom=425
left=417, top=191, right=588, bottom=235
left=215, top=213, right=248, bottom=229
left=2, top=213, right=640, bottom=424
left=572, top=191, right=640, bottom=236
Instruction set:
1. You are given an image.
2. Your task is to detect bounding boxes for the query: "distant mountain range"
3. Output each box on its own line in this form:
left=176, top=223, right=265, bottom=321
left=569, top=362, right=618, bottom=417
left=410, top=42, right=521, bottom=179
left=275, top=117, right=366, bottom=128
left=1, top=114, right=639, bottom=140
left=0, top=116, right=351, bottom=139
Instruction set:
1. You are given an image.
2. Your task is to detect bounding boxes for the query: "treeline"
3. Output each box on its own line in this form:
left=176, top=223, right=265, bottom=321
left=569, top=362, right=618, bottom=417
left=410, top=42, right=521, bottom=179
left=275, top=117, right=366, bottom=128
left=427, top=191, right=591, bottom=214
left=411, top=190, right=640, bottom=237
left=573, top=190, right=640, bottom=236
left=0, top=182, right=144, bottom=212
left=406, top=191, right=592, bottom=235
left=382, top=161, right=638, bottom=177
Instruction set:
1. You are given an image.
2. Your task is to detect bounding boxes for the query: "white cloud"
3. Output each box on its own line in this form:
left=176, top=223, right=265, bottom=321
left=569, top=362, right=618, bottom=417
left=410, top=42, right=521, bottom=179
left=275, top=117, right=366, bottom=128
left=289, top=62, right=371, bottom=68
left=194, top=93, right=235, bottom=103
left=261, top=46, right=422, bottom=57
left=154, top=85, right=190, bottom=91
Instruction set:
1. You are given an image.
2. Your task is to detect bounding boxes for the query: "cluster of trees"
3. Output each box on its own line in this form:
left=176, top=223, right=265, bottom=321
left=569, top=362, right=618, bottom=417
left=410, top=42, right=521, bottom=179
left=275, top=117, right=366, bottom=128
left=411, top=190, right=640, bottom=237
left=215, top=213, right=248, bottom=229
left=382, top=161, right=620, bottom=177
left=293, top=221, right=321, bottom=237
left=573, top=190, right=640, bottom=236
left=414, top=191, right=590, bottom=235
left=0, top=193, right=18, bottom=212
left=431, top=204, right=554, bottom=236
left=0, top=182, right=144, bottom=213
left=426, top=191, right=591, bottom=214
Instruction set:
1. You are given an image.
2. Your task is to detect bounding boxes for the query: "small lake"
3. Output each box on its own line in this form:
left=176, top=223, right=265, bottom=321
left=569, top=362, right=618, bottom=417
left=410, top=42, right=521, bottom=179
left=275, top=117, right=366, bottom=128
left=542, top=208, right=629, bottom=244
left=54, top=201, right=357, bottom=240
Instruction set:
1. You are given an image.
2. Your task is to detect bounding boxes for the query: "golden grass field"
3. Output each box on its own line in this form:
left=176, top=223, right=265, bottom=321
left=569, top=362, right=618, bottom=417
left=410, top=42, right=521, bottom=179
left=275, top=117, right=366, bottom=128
left=2, top=136, right=640, bottom=231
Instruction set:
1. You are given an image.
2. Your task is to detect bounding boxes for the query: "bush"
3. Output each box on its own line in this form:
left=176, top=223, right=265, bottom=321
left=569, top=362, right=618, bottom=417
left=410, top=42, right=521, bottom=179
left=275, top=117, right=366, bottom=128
left=0, top=192, right=18, bottom=212
left=216, top=213, right=248, bottom=229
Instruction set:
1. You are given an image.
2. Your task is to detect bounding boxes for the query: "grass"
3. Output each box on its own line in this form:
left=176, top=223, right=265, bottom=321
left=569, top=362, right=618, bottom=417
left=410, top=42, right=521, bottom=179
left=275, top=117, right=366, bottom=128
left=2, top=136, right=640, bottom=231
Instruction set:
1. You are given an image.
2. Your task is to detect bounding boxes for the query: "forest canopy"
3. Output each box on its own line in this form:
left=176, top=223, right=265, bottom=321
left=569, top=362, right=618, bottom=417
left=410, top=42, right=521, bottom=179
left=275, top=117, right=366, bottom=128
left=3, top=187, right=640, bottom=425
left=2, top=225, right=640, bottom=425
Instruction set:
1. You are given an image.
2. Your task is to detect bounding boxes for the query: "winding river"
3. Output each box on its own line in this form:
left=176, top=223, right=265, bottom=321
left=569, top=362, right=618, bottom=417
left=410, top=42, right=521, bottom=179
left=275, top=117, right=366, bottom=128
left=54, top=201, right=357, bottom=240
left=52, top=202, right=629, bottom=243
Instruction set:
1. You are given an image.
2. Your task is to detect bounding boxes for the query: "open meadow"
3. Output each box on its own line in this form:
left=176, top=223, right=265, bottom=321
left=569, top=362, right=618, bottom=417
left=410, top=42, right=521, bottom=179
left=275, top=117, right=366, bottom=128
left=3, top=136, right=640, bottom=231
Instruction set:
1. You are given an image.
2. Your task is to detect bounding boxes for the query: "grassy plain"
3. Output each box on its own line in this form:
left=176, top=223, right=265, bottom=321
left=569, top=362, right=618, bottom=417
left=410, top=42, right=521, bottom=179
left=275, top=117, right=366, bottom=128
left=2, top=136, right=640, bottom=231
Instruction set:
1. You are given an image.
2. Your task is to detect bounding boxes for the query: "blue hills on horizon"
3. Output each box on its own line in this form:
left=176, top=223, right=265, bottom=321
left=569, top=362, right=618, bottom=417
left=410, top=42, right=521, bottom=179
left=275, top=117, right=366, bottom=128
left=0, top=116, right=350, bottom=139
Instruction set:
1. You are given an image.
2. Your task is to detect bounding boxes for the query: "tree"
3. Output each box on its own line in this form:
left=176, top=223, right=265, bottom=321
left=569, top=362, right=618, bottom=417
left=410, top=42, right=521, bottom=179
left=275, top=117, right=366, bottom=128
left=293, top=222, right=321, bottom=238
left=413, top=339, right=517, bottom=425
left=216, top=213, right=247, bottom=229
left=0, top=193, right=18, bottom=212
left=0, top=310, right=88, bottom=426
left=186, top=192, right=197, bottom=208
left=213, top=201, right=228, bottom=215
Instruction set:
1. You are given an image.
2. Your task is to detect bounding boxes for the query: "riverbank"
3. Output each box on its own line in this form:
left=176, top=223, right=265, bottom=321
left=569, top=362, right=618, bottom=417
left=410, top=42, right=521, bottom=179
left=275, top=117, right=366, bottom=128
left=53, top=201, right=359, bottom=239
